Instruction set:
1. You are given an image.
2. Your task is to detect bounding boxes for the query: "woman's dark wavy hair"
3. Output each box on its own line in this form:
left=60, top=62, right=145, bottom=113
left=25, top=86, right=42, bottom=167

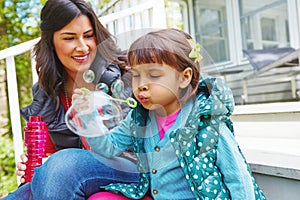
left=34, top=0, right=125, bottom=97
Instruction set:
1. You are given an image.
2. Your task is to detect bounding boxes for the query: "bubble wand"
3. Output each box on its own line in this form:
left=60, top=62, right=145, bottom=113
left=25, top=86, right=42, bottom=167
left=81, top=87, right=137, bottom=108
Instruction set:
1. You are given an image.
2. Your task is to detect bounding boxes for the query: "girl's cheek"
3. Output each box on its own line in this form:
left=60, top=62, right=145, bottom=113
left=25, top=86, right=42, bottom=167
left=132, top=90, right=139, bottom=99
left=131, top=82, right=138, bottom=92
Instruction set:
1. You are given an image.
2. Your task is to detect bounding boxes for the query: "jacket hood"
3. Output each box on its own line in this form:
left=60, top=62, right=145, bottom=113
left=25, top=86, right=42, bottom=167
left=195, top=75, right=235, bottom=117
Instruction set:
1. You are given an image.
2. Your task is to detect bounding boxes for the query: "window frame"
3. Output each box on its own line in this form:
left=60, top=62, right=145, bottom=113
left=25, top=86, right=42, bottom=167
left=188, top=0, right=300, bottom=67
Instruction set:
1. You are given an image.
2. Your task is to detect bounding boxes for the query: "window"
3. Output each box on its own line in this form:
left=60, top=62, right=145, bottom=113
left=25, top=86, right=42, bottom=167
left=193, top=0, right=229, bottom=63
left=239, top=0, right=289, bottom=50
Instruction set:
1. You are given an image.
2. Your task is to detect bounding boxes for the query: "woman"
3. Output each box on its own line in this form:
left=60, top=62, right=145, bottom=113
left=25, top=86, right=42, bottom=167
left=2, top=0, right=138, bottom=199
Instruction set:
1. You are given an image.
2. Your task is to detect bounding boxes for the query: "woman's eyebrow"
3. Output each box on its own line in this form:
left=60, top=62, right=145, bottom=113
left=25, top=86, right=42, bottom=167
left=59, top=29, right=93, bottom=36
left=60, top=32, right=76, bottom=36
left=83, top=29, right=94, bottom=34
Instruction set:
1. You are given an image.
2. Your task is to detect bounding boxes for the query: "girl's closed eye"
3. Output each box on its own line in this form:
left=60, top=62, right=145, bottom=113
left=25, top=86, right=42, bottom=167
left=149, top=73, right=161, bottom=78
left=132, top=72, right=140, bottom=78
left=148, top=69, right=163, bottom=79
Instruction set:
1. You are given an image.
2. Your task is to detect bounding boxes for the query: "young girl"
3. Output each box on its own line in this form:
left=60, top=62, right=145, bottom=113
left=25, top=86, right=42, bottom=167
left=73, top=28, right=266, bottom=200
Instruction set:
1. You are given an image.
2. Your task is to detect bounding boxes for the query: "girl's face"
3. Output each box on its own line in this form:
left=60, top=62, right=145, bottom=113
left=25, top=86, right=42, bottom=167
left=53, top=15, right=97, bottom=76
left=131, top=63, right=192, bottom=116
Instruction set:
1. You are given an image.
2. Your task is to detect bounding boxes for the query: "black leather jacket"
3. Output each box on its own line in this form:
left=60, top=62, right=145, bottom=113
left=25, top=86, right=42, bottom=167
left=20, top=54, right=129, bottom=150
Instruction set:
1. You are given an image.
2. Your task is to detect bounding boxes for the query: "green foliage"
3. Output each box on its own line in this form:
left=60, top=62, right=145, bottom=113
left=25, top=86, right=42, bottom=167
left=2, top=0, right=42, bottom=121
left=3, top=0, right=42, bottom=46
left=0, top=135, right=18, bottom=197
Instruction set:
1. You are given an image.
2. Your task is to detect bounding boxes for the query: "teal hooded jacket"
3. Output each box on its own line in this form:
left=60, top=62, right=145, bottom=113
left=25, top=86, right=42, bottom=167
left=87, top=76, right=266, bottom=200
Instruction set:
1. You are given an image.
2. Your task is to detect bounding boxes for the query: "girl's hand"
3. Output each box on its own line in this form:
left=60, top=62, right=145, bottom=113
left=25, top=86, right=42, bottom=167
left=15, top=154, right=28, bottom=183
left=72, top=88, right=85, bottom=102
left=72, top=88, right=92, bottom=113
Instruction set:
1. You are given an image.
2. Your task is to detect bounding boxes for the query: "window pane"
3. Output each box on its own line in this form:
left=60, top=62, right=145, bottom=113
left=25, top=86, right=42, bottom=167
left=202, top=38, right=227, bottom=63
left=193, top=0, right=229, bottom=63
left=261, top=17, right=276, bottom=41
left=199, top=9, right=223, bottom=37
left=239, top=0, right=289, bottom=50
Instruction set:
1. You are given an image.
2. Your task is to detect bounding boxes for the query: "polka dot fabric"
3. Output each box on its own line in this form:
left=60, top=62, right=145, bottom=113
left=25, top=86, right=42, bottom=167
left=169, top=78, right=231, bottom=199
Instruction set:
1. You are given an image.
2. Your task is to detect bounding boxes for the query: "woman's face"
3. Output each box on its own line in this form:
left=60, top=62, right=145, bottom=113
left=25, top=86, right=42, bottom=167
left=53, top=15, right=97, bottom=75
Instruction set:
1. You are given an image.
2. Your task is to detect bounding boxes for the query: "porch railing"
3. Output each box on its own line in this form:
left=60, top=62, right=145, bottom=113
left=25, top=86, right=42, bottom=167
left=0, top=0, right=166, bottom=184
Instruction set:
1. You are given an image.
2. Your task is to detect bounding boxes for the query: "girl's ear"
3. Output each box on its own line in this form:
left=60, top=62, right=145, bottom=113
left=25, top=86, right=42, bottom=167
left=179, top=67, right=193, bottom=89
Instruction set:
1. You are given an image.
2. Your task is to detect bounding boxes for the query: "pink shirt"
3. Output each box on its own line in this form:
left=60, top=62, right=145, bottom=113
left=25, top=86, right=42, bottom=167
left=155, top=110, right=181, bottom=139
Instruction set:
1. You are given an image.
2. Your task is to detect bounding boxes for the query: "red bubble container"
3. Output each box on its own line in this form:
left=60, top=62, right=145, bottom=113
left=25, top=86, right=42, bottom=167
left=44, top=124, right=57, bottom=156
left=23, top=116, right=47, bottom=182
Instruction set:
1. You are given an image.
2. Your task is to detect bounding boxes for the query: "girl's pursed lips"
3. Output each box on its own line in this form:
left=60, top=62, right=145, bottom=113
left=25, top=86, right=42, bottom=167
left=138, top=94, right=149, bottom=103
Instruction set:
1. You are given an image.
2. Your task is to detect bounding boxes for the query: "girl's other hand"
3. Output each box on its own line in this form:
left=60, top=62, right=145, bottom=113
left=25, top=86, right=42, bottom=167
left=72, top=88, right=91, bottom=112
left=72, top=88, right=85, bottom=102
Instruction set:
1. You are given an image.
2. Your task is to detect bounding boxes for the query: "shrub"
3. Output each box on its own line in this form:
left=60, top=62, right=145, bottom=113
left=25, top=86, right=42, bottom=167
left=0, top=134, right=18, bottom=197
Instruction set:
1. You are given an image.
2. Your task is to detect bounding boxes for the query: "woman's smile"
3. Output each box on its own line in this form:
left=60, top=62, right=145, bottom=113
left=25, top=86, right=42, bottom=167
left=72, top=53, right=90, bottom=64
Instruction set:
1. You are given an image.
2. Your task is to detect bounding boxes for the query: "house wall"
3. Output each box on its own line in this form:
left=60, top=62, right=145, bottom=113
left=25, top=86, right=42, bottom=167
left=225, top=63, right=300, bottom=105
left=190, top=0, right=300, bottom=105
left=253, top=172, right=300, bottom=199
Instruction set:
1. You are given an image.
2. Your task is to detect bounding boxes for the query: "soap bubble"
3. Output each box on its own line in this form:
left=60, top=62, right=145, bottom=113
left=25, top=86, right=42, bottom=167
left=111, top=79, right=124, bottom=97
left=83, top=70, right=95, bottom=83
left=95, top=83, right=109, bottom=93
left=65, top=91, right=123, bottom=137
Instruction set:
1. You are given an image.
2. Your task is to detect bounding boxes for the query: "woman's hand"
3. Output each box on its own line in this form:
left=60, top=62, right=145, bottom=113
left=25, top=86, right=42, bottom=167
left=15, top=154, right=28, bottom=183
